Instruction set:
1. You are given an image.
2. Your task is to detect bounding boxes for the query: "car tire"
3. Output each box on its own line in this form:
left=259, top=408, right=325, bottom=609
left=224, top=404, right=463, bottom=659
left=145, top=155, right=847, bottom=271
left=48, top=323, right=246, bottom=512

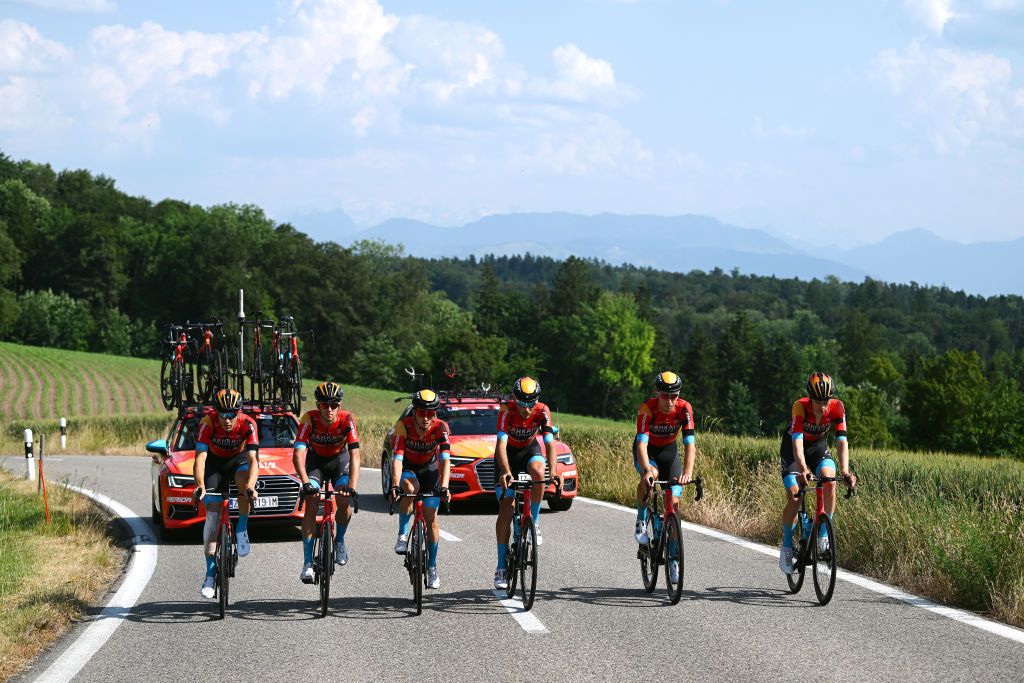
left=547, top=496, right=573, bottom=512
left=380, top=451, right=392, bottom=497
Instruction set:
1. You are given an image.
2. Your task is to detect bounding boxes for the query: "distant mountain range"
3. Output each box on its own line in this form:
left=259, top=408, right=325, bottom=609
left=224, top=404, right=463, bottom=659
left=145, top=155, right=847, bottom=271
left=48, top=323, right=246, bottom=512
left=286, top=211, right=1024, bottom=297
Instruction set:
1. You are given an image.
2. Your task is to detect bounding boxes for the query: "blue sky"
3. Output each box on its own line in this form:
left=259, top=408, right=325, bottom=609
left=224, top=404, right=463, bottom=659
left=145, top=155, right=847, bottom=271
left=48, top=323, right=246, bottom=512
left=1, top=0, right=1022, bottom=245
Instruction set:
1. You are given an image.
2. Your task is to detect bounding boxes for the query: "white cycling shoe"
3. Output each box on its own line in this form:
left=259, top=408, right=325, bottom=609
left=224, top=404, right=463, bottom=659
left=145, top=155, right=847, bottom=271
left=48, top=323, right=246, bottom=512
left=427, top=567, right=440, bottom=589
left=634, top=521, right=650, bottom=545
left=669, top=560, right=680, bottom=585
left=394, top=534, right=409, bottom=554
left=535, top=525, right=543, bottom=546
left=493, top=569, right=508, bottom=590
left=236, top=531, right=250, bottom=557
left=817, top=535, right=830, bottom=555
left=335, top=540, right=348, bottom=566
left=779, top=546, right=797, bottom=574
left=299, top=563, right=314, bottom=584
left=199, top=576, right=216, bottom=599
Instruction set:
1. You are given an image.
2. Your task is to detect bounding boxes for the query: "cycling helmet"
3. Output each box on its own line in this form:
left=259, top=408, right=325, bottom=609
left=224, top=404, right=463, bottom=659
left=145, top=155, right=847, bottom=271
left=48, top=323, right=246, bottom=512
left=806, top=371, right=835, bottom=401
left=513, top=377, right=541, bottom=405
left=655, top=371, right=682, bottom=394
left=214, top=388, right=242, bottom=412
left=314, top=381, right=344, bottom=403
left=412, top=389, right=441, bottom=411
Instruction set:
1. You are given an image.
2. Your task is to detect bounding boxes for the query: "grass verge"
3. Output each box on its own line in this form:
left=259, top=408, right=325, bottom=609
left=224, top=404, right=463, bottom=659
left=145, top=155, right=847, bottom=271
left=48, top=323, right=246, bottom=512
left=0, top=468, right=123, bottom=682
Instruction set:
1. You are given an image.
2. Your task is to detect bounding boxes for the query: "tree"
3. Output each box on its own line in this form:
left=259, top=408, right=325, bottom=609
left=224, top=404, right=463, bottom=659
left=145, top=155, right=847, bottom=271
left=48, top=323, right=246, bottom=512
left=904, top=350, right=989, bottom=453
left=722, top=380, right=761, bottom=435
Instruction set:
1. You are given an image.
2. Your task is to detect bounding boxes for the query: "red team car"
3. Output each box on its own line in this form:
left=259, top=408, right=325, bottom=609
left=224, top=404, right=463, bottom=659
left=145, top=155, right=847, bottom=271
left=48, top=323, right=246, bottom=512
left=380, top=391, right=579, bottom=510
left=147, top=403, right=304, bottom=537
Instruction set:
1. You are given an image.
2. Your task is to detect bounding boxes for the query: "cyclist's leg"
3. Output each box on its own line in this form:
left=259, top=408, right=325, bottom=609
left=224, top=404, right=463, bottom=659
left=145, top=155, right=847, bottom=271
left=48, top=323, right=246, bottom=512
left=301, top=452, right=324, bottom=566
left=495, top=448, right=520, bottom=570
left=652, top=442, right=682, bottom=508
left=526, top=443, right=546, bottom=523
left=330, top=450, right=353, bottom=540
left=814, top=449, right=837, bottom=540
left=232, top=457, right=252, bottom=534
left=418, top=467, right=441, bottom=568
left=398, top=469, right=418, bottom=538
left=779, top=436, right=802, bottom=548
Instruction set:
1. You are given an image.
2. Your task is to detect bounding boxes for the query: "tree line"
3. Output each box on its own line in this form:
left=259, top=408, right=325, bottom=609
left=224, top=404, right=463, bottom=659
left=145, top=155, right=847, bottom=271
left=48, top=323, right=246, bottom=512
left=2, top=151, right=1022, bottom=457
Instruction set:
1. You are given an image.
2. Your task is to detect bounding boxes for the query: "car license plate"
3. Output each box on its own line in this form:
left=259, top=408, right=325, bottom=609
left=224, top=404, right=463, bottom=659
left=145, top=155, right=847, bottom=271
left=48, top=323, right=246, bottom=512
left=229, top=496, right=278, bottom=510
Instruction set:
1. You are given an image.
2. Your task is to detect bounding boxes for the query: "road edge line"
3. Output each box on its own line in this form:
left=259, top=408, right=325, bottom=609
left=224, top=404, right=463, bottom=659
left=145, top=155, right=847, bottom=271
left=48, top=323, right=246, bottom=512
left=575, top=494, right=1024, bottom=645
left=491, top=590, right=548, bottom=633
left=34, top=485, right=159, bottom=683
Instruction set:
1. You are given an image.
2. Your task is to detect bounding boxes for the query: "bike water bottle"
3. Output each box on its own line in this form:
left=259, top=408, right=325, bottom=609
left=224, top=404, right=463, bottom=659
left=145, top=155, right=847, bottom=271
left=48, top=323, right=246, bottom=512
left=800, top=511, right=811, bottom=540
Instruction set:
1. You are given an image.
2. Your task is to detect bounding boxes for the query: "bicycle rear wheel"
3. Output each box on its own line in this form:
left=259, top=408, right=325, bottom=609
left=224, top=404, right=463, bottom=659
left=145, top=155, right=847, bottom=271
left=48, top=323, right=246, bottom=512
left=663, top=513, right=684, bottom=604
left=290, top=357, right=302, bottom=414
left=412, top=520, right=425, bottom=615
left=217, top=524, right=230, bottom=619
left=812, top=514, right=837, bottom=605
left=196, top=350, right=213, bottom=402
left=505, top=520, right=518, bottom=599
left=159, top=357, right=175, bottom=410
left=520, top=516, right=539, bottom=611
left=318, top=522, right=333, bottom=617
left=786, top=516, right=807, bottom=593
left=639, top=504, right=658, bottom=593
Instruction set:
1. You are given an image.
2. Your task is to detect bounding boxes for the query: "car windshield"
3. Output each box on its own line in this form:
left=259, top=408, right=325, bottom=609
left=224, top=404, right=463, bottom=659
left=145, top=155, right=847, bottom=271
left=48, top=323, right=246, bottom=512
left=172, top=414, right=298, bottom=450
left=439, top=408, right=499, bottom=436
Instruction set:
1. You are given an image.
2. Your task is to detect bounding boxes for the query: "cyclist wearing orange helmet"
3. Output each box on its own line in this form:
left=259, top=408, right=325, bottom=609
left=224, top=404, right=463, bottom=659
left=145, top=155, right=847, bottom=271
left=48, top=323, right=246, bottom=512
left=192, top=388, right=259, bottom=599
left=293, top=381, right=361, bottom=583
left=492, top=376, right=560, bottom=590
left=777, top=371, right=857, bottom=575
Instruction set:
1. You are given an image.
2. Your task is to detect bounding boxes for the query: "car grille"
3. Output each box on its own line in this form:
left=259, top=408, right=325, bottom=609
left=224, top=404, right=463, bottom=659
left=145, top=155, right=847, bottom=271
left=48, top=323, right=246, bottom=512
left=561, top=478, right=577, bottom=492
left=228, top=475, right=300, bottom=516
left=475, top=459, right=553, bottom=491
left=448, top=481, right=470, bottom=494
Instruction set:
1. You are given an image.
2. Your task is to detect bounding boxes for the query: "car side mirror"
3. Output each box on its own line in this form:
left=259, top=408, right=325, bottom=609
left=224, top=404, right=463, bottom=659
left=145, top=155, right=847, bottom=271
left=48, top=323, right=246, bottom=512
left=145, top=439, right=169, bottom=461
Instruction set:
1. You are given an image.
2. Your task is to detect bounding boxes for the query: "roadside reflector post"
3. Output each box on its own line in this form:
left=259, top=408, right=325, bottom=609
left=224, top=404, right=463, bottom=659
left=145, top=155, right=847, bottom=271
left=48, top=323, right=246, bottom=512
left=24, top=428, right=36, bottom=481
left=238, top=289, right=245, bottom=398
left=60, top=417, right=67, bottom=450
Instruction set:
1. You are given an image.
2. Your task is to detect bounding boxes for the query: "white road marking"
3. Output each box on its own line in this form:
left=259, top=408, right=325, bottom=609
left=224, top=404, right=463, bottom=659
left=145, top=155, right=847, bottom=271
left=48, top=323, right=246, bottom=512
left=361, top=467, right=461, bottom=541
left=492, top=590, right=548, bottom=633
left=35, top=485, right=158, bottom=683
left=576, top=495, right=1024, bottom=645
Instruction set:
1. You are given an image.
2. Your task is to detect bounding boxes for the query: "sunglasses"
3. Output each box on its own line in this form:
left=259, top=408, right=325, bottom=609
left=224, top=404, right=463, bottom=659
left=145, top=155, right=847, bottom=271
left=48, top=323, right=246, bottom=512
left=658, top=393, right=679, bottom=400
left=318, top=402, right=341, bottom=409
left=218, top=411, right=238, bottom=419
left=415, top=409, right=437, bottom=419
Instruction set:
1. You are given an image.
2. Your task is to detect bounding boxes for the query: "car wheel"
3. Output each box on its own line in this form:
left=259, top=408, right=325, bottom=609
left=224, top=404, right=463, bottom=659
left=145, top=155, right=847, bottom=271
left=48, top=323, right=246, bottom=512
left=547, top=496, right=573, bottom=512
left=380, top=451, right=392, bottom=496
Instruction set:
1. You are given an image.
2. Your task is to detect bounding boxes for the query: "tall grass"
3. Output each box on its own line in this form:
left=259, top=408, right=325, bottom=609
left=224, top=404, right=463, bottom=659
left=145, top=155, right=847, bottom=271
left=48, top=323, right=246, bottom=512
left=564, top=427, right=1024, bottom=627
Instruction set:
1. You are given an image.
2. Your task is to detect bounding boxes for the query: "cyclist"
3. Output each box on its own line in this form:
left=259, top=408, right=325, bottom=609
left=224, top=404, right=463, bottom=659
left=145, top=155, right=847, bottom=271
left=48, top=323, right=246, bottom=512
left=778, top=371, right=858, bottom=574
left=492, top=376, right=561, bottom=590
left=192, top=388, right=259, bottom=599
left=293, top=381, right=361, bottom=583
left=632, top=371, right=696, bottom=586
left=388, top=389, right=451, bottom=590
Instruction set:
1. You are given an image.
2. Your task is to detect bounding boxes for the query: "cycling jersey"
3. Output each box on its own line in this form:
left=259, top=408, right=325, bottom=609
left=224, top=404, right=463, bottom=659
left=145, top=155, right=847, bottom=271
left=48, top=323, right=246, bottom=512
left=497, top=400, right=554, bottom=448
left=392, top=416, right=451, bottom=468
left=635, top=397, right=695, bottom=447
left=195, top=414, right=258, bottom=459
left=295, top=409, right=360, bottom=457
left=787, top=398, right=847, bottom=443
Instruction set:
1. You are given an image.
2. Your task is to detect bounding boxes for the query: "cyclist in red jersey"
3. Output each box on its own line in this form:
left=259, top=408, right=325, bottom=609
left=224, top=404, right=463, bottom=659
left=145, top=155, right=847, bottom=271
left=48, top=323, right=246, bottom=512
left=388, top=389, right=451, bottom=589
left=192, top=388, right=259, bottom=599
left=293, top=381, right=361, bottom=583
left=777, top=371, right=858, bottom=574
left=492, top=377, right=561, bottom=590
left=632, top=371, right=696, bottom=584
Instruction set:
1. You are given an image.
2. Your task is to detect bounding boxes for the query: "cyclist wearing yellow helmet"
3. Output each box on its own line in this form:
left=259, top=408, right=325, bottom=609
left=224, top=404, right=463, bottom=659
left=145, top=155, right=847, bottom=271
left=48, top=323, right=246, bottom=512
left=293, top=381, right=361, bottom=583
left=777, top=371, right=857, bottom=575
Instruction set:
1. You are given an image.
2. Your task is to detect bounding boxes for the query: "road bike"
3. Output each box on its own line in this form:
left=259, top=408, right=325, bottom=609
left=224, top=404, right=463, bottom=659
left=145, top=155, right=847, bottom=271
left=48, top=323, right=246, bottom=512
left=268, top=316, right=310, bottom=413
left=190, top=319, right=227, bottom=403
left=502, top=475, right=560, bottom=611
left=637, top=477, right=703, bottom=605
left=299, top=486, right=359, bottom=617
left=196, top=488, right=253, bottom=619
left=242, top=312, right=274, bottom=404
left=159, top=324, right=193, bottom=410
left=786, top=475, right=854, bottom=606
left=389, top=489, right=448, bottom=616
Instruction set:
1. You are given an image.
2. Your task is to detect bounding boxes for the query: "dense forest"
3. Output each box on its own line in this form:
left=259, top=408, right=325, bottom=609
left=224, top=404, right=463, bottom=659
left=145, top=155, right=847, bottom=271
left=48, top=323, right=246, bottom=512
left=2, top=151, right=1023, bottom=457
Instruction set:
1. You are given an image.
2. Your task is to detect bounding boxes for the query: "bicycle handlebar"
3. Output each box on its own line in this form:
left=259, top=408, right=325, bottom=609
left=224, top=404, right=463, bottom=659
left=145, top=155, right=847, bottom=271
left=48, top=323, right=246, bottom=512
left=646, top=476, right=704, bottom=502
left=388, top=489, right=451, bottom=516
left=500, top=476, right=562, bottom=496
left=799, top=474, right=856, bottom=500
left=297, top=486, right=360, bottom=513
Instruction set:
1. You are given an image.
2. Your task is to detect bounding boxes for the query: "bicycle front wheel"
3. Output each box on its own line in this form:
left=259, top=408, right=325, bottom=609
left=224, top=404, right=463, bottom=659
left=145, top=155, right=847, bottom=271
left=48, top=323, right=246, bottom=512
left=159, top=357, right=175, bottom=410
left=505, top=521, right=518, bottom=600
left=812, top=514, right=837, bottom=605
left=664, top=513, right=684, bottom=605
left=217, top=524, right=230, bottom=619
left=290, top=357, right=302, bottom=414
left=520, top=516, right=539, bottom=611
left=639, top=505, right=658, bottom=593
left=318, top=522, right=333, bottom=617
left=411, top=521, right=425, bottom=615
left=786, top=515, right=807, bottom=594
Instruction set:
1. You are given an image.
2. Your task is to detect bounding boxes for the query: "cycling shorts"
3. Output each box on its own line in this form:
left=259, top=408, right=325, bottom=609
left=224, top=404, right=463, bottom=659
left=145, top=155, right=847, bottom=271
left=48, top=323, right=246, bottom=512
left=204, top=451, right=252, bottom=496
left=633, top=439, right=682, bottom=482
left=780, top=436, right=835, bottom=485
left=494, top=441, right=546, bottom=500
left=305, top=450, right=351, bottom=490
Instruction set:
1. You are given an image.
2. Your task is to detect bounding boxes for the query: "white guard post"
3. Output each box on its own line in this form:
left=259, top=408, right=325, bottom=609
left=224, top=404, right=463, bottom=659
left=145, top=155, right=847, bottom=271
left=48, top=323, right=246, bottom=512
left=24, top=428, right=36, bottom=481
left=60, top=417, right=67, bottom=449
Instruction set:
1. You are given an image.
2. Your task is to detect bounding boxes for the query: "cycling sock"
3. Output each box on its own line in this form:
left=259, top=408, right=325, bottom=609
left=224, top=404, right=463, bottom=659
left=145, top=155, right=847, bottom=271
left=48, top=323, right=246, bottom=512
left=782, top=522, right=796, bottom=548
left=636, top=506, right=648, bottom=523
left=398, top=513, right=412, bottom=537
left=302, top=538, right=314, bottom=563
left=530, top=500, right=541, bottom=522
left=428, top=541, right=439, bottom=568
left=336, top=524, right=347, bottom=542
left=205, top=555, right=216, bottom=577
left=496, top=543, right=507, bottom=569
left=237, top=514, right=249, bottom=534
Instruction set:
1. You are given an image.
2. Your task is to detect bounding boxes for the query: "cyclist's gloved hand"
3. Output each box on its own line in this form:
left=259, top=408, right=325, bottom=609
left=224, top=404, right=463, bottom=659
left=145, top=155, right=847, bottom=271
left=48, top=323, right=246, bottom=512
left=301, top=481, right=320, bottom=496
left=246, top=487, right=257, bottom=501
left=500, top=472, right=513, bottom=490
left=389, top=485, right=401, bottom=502
left=440, top=487, right=451, bottom=503
left=192, top=486, right=205, bottom=503
left=551, top=475, right=562, bottom=493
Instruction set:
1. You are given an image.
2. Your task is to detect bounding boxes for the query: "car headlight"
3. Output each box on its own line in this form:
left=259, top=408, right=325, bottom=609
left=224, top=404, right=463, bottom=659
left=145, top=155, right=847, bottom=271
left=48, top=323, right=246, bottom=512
left=449, top=456, right=476, bottom=467
left=556, top=452, right=575, bottom=465
left=166, top=474, right=196, bottom=488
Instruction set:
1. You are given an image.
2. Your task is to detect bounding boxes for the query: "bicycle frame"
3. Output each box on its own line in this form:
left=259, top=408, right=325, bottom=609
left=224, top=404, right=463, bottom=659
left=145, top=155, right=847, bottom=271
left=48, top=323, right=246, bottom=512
left=389, top=491, right=444, bottom=615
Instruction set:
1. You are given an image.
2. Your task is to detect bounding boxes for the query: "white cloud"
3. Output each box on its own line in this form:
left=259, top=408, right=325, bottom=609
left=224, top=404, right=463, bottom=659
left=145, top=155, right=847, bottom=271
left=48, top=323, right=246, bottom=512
left=552, top=43, right=615, bottom=90
left=0, top=75, right=70, bottom=132
left=0, top=19, right=71, bottom=73
left=507, top=113, right=651, bottom=176
left=7, top=0, right=116, bottom=12
left=874, top=41, right=1017, bottom=151
left=903, top=0, right=959, bottom=34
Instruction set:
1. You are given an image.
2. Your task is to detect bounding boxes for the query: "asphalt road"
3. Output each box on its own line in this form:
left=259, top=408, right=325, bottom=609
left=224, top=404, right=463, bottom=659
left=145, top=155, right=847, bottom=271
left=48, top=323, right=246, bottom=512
left=6, top=454, right=1024, bottom=682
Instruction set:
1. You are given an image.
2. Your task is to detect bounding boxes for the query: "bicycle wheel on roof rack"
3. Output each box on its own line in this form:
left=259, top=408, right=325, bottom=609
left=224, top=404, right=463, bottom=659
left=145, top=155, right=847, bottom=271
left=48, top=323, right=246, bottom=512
left=160, top=357, right=175, bottom=410
left=290, top=357, right=302, bottom=413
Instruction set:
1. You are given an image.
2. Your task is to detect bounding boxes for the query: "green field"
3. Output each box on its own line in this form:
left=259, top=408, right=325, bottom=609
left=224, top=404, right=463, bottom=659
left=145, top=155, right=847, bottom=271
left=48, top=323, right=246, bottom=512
left=1, top=342, right=1022, bottom=627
